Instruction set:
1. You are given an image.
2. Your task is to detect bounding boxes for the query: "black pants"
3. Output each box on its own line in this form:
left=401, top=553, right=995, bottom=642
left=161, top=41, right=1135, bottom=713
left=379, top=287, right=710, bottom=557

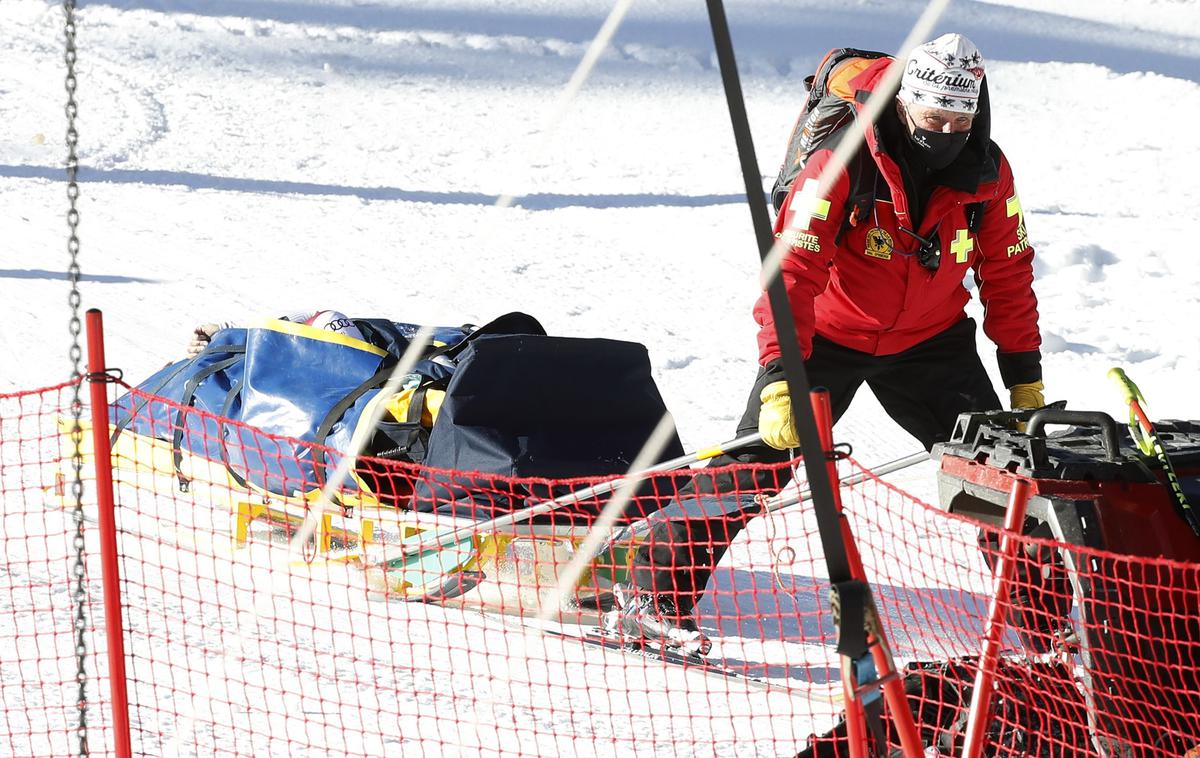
left=631, top=317, right=1002, bottom=610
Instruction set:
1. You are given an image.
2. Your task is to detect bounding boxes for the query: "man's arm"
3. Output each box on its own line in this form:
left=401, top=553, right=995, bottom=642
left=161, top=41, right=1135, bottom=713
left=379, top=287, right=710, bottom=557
left=753, top=150, right=852, bottom=365
left=973, top=151, right=1043, bottom=403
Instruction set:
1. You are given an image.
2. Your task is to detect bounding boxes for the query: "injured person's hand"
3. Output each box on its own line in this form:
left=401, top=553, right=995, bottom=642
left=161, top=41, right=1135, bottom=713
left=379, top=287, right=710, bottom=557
left=186, top=323, right=223, bottom=356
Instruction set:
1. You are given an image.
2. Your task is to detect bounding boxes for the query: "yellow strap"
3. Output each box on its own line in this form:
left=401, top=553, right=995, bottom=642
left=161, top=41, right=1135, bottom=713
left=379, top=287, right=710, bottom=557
left=251, top=317, right=387, bottom=357
left=383, top=387, right=446, bottom=427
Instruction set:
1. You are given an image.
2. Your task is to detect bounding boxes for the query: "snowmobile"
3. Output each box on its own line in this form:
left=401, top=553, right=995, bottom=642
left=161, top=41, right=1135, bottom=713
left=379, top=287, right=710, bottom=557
left=799, top=390, right=1200, bottom=757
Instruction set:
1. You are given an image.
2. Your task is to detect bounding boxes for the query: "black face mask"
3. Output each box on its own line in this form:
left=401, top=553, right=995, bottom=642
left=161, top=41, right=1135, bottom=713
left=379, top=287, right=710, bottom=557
left=903, top=108, right=970, bottom=170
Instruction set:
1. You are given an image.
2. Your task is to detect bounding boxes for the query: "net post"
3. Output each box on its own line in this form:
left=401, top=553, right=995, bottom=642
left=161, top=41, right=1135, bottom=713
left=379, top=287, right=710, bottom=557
left=810, top=390, right=866, bottom=575
left=85, top=308, right=132, bottom=758
left=963, top=476, right=1033, bottom=758
left=811, top=389, right=924, bottom=756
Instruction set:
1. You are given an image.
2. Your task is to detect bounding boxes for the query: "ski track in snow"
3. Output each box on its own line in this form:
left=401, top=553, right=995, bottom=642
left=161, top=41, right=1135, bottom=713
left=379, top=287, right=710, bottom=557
left=3, top=0, right=1200, bottom=754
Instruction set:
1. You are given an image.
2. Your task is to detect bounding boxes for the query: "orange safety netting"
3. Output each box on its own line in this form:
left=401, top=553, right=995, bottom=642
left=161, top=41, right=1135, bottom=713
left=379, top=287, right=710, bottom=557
left=2, top=381, right=1198, bottom=757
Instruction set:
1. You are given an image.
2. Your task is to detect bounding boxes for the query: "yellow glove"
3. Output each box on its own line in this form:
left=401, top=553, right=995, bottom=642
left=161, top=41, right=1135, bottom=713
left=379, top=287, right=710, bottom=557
left=1009, top=380, right=1046, bottom=410
left=758, top=380, right=799, bottom=450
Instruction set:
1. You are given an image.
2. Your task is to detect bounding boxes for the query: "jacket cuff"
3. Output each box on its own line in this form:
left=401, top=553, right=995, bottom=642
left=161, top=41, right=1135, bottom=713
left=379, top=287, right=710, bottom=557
left=759, top=358, right=787, bottom=384
left=997, top=349, right=1042, bottom=388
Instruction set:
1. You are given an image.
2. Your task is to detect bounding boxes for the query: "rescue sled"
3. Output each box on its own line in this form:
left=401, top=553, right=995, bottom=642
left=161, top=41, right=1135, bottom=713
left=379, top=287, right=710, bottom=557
left=54, top=312, right=689, bottom=617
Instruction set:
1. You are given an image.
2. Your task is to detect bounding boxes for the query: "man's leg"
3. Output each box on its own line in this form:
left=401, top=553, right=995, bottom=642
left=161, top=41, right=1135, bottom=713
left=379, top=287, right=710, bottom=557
left=628, top=338, right=874, bottom=624
left=866, top=320, right=1071, bottom=652
left=865, top=318, right=1002, bottom=450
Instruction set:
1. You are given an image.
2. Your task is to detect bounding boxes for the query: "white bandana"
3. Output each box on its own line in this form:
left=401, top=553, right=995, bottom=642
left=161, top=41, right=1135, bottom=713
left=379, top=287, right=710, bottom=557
left=898, top=33, right=985, bottom=114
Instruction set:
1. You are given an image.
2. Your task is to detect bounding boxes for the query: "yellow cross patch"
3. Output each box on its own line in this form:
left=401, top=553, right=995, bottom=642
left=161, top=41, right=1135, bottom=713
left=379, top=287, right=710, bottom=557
left=1006, top=192, right=1024, bottom=229
left=951, top=228, right=974, bottom=264
left=784, top=178, right=831, bottom=232
left=1006, top=191, right=1031, bottom=257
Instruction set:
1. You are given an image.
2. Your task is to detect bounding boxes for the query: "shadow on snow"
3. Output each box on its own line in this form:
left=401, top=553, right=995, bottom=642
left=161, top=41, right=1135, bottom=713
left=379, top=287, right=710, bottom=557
left=696, top=566, right=995, bottom=685
left=0, top=268, right=161, bottom=284
left=0, top=163, right=744, bottom=210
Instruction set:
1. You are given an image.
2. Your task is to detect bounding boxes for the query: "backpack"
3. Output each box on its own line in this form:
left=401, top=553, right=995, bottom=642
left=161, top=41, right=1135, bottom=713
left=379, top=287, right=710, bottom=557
left=405, top=332, right=685, bottom=519
left=771, top=48, right=987, bottom=245
left=771, top=48, right=888, bottom=216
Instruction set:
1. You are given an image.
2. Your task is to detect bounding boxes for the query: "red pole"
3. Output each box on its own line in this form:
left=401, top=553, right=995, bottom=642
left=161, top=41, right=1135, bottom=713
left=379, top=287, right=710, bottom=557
left=810, top=390, right=868, bottom=758
left=810, top=391, right=866, bottom=577
left=810, top=390, right=924, bottom=757
left=85, top=309, right=133, bottom=758
left=962, top=476, right=1033, bottom=758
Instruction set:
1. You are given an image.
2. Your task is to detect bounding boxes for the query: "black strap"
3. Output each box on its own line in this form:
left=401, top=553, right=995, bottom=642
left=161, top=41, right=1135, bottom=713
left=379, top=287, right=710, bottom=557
left=707, top=3, right=899, bottom=748
left=109, top=343, right=245, bottom=447
left=217, top=378, right=249, bottom=490
left=706, top=0, right=852, bottom=588
left=171, top=355, right=243, bottom=491
left=836, top=149, right=877, bottom=245
left=832, top=580, right=869, bottom=658
left=407, top=386, right=427, bottom=424
left=310, top=363, right=397, bottom=491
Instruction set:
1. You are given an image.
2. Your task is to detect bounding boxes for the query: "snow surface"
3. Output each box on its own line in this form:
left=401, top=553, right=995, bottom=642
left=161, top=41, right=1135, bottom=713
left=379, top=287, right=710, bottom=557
left=2, top=0, right=1199, bottom=755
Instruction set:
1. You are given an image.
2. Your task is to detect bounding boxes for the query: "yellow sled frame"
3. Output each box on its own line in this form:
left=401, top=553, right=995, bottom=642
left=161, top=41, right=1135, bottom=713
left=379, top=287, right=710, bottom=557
left=51, top=418, right=640, bottom=615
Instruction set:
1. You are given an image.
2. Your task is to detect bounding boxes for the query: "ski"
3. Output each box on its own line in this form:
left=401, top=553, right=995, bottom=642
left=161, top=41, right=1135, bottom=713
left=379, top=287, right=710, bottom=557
left=498, top=614, right=845, bottom=703
left=547, top=624, right=771, bottom=686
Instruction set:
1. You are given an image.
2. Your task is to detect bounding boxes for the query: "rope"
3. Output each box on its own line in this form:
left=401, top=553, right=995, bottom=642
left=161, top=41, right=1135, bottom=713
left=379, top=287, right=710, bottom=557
left=763, top=492, right=800, bottom=595
left=61, top=0, right=91, bottom=755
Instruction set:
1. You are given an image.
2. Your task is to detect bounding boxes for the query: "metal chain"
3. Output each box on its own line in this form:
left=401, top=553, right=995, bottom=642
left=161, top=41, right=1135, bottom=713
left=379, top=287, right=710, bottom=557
left=63, top=1, right=90, bottom=755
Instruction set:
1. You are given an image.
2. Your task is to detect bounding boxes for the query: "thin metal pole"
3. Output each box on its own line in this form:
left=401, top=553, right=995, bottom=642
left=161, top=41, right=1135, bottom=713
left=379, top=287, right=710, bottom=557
left=85, top=309, right=132, bottom=758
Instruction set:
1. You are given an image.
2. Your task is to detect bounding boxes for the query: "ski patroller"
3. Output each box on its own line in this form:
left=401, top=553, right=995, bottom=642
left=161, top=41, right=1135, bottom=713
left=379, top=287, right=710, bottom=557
left=1108, top=367, right=1200, bottom=536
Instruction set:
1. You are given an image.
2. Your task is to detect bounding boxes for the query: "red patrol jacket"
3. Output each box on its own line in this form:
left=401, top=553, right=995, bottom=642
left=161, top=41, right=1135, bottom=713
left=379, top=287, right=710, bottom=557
left=755, top=59, right=1040, bottom=374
